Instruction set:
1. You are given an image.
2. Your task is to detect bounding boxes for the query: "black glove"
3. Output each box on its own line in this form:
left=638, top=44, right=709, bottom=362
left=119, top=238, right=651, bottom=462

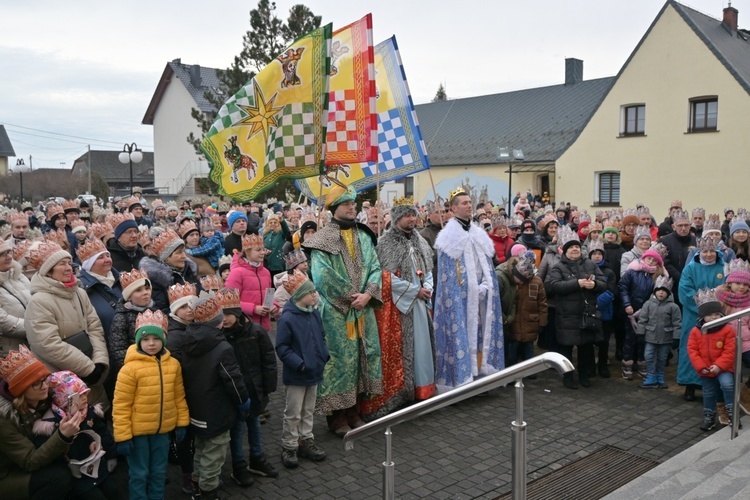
left=82, top=363, right=105, bottom=385
left=672, top=339, right=680, bottom=350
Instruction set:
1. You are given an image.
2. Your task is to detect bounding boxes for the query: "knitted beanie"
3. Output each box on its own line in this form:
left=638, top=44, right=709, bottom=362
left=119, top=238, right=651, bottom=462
left=622, top=215, right=640, bottom=227
left=291, top=280, right=316, bottom=303
left=227, top=211, right=248, bottom=231
left=641, top=249, right=664, bottom=267
left=726, top=259, right=750, bottom=285
left=114, top=219, right=139, bottom=240
left=731, top=220, right=750, bottom=236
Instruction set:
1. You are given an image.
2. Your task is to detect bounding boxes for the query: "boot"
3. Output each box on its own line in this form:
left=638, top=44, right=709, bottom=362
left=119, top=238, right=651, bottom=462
left=636, top=361, right=647, bottom=379
left=281, top=448, right=299, bottom=469
left=621, top=360, right=633, bottom=380
left=638, top=375, right=658, bottom=389
left=700, top=409, right=717, bottom=431
left=726, top=403, right=743, bottom=429
left=248, top=453, right=279, bottom=478
left=563, top=372, right=578, bottom=389
left=717, top=402, right=730, bottom=426
left=192, top=488, right=220, bottom=500
left=598, top=356, right=611, bottom=378
left=182, top=473, right=197, bottom=495
left=740, top=385, right=750, bottom=415
left=230, top=460, right=254, bottom=487
left=683, top=386, right=696, bottom=402
left=298, top=438, right=327, bottom=461
left=656, top=374, right=668, bottom=389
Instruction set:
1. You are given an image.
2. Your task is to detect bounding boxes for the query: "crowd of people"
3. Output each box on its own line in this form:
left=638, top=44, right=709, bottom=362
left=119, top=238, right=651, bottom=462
left=0, top=185, right=749, bottom=499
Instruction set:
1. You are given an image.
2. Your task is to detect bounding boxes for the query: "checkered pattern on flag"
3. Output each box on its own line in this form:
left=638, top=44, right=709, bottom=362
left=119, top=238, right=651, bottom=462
left=297, top=35, right=430, bottom=203
left=200, top=24, right=332, bottom=202
left=325, top=14, right=377, bottom=165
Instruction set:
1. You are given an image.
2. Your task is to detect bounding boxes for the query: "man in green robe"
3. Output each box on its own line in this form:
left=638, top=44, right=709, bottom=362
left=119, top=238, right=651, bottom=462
left=303, top=186, right=383, bottom=436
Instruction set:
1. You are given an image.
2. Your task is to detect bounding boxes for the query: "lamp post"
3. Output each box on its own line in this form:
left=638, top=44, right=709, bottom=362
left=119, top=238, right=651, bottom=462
left=118, top=143, right=143, bottom=196
left=496, top=147, right=525, bottom=212
left=12, top=158, right=31, bottom=203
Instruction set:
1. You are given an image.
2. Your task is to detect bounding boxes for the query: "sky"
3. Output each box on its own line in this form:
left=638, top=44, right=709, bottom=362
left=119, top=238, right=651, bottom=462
left=0, top=0, right=736, bottom=171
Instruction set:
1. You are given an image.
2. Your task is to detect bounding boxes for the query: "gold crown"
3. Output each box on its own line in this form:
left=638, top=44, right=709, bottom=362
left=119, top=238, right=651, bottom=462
left=655, top=275, right=673, bottom=291
left=704, top=214, right=721, bottom=232
left=125, top=196, right=141, bottom=209
left=649, top=242, right=668, bottom=258
left=27, top=241, right=65, bottom=271
left=91, top=222, right=113, bottom=240
left=139, top=227, right=151, bottom=249
left=447, top=187, right=468, bottom=204
left=200, top=275, right=223, bottom=291
left=119, top=268, right=149, bottom=290
left=670, top=199, right=683, bottom=209
left=168, top=283, right=197, bottom=304
left=46, top=203, right=64, bottom=219
left=45, top=229, right=69, bottom=249
left=283, top=269, right=311, bottom=294
left=392, top=196, right=414, bottom=207
left=216, top=287, right=241, bottom=309
left=10, top=212, right=27, bottom=224
left=76, top=238, right=107, bottom=263
left=151, top=228, right=183, bottom=259
left=241, top=233, right=264, bottom=251
left=12, top=240, right=31, bottom=261
left=62, top=199, right=79, bottom=212
left=178, top=220, right=199, bottom=238
left=135, top=309, right=168, bottom=332
left=218, top=254, right=232, bottom=268
left=692, top=207, right=705, bottom=217
left=106, top=212, right=136, bottom=230
left=193, top=291, right=222, bottom=322
left=0, top=345, right=41, bottom=383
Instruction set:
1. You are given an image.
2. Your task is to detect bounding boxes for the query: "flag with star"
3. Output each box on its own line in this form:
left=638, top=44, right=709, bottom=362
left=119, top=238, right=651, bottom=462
left=201, top=24, right=332, bottom=201
left=296, top=35, right=430, bottom=204
left=325, top=14, right=377, bottom=166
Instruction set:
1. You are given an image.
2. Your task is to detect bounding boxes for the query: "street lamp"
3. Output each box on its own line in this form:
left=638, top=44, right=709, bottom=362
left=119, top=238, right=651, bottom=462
left=118, top=143, right=143, bottom=195
left=12, top=158, right=31, bottom=203
left=496, top=147, right=525, bottom=212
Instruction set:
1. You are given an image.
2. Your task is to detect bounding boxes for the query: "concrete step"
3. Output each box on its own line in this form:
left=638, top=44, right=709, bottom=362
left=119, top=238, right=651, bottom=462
left=603, top=425, right=750, bottom=499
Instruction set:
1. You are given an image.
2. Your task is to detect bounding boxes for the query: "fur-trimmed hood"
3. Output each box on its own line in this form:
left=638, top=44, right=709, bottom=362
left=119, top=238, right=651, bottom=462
left=0, top=260, right=26, bottom=286
left=139, top=255, right=197, bottom=289
left=434, top=218, right=494, bottom=260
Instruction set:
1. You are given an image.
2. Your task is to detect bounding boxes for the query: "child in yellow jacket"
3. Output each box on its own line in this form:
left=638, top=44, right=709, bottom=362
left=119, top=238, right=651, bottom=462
left=113, top=309, right=189, bottom=499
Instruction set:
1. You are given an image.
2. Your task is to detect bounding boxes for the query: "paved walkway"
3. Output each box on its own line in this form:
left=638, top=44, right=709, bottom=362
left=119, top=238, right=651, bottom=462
left=165, top=338, right=717, bottom=499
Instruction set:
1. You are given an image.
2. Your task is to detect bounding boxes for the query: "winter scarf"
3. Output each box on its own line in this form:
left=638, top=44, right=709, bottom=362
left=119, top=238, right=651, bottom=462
left=715, top=286, right=750, bottom=309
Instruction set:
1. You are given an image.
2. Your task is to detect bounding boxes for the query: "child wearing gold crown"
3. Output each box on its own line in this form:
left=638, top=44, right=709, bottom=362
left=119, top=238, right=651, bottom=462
left=688, top=288, right=737, bottom=431
left=113, top=309, right=189, bottom=499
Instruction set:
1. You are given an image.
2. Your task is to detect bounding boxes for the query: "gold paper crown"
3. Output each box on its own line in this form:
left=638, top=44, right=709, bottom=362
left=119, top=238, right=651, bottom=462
left=587, top=239, right=605, bottom=254
left=27, top=241, right=65, bottom=271
left=193, top=291, right=222, bottom=322
left=696, top=236, right=720, bottom=252
left=168, top=282, right=197, bottom=304
left=218, top=254, right=232, bottom=268
left=200, top=275, right=223, bottom=291
left=241, top=233, right=264, bottom=250
left=216, top=287, right=241, bottom=309
left=91, top=222, right=113, bottom=240
left=283, top=269, right=311, bottom=294
left=46, top=203, right=64, bottom=219
left=12, top=240, right=31, bottom=262
left=62, top=199, right=79, bottom=212
left=392, top=196, right=414, bottom=207
left=139, top=227, right=151, bottom=249
left=447, top=187, right=468, bottom=204
left=670, top=200, right=683, bottom=209
left=106, top=212, right=136, bottom=230
left=178, top=220, right=199, bottom=239
left=135, top=309, right=168, bottom=332
left=589, top=221, right=603, bottom=232
left=694, top=287, right=719, bottom=307
left=119, top=269, right=149, bottom=291
left=672, top=210, right=690, bottom=222
left=704, top=214, right=721, bottom=232
left=10, top=212, right=27, bottom=224
left=649, top=242, right=669, bottom=258
left=76, top=238, right=107, bottom=263
left=125, top=196, right=141, bottom=209
left=726, top=258, right=750, bottom=277
left=151, top=228, right=182, bottom=259
left=45, top=229, right=69, bottom=249
left=0, top=345, right=42, bottom=383
left=284, top=248, right=307, bottom=270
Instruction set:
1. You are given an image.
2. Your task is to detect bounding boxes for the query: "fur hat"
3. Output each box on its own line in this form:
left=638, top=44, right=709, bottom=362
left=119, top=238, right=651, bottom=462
left=726, top=259, right=750, bottom=286
left=390, top=197, right=417, bottom=223
left=695, top=288, right=723, bottom=319
left=0, top=345, right=51, bottom=398
left=134, top=310, right=168, bottom=347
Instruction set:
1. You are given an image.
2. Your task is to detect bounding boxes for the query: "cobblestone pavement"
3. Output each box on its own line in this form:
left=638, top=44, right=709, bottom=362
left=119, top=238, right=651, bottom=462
left=164, top=335, right=717, bottom=499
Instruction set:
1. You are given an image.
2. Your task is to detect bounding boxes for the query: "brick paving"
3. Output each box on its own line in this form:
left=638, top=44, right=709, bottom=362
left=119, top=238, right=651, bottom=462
left=163, top=333, right=718, bottom=499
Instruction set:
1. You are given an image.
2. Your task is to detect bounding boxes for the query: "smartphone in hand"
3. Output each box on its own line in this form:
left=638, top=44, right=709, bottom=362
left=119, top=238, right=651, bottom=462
left=66, top=393, right=80, bottom=415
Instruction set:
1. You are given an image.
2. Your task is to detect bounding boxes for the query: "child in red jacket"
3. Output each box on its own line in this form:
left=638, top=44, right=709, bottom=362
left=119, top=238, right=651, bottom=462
left=688, top=288, right=737, bottom=431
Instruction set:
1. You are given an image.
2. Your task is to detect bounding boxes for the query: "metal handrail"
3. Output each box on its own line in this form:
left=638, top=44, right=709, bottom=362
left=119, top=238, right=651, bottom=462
left=343, top=352, right=574, bottom=499
left=701, top=306, right=750, bottom=440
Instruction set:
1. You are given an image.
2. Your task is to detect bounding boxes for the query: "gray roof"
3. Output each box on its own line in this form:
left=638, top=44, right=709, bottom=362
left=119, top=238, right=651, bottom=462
left=71, top=150, right=155, bottom=183
left=415, top=77, right=615, bottom=166
left=671, top=1, right=750, bottom=96
left=0, top=125, right=15, bottom=157
left=168, top=59, right=223, bottom=113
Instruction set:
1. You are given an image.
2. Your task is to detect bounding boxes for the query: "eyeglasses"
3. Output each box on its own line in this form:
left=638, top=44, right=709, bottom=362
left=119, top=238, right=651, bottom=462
left=31, top=378, right=48, bottom=390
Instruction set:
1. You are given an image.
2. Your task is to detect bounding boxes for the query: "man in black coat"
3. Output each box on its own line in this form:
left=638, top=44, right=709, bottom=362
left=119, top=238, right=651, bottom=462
left=106, top=215, right=145, bottom=273
left=657, top=200, right=684, bottom=238
left=660, top=210, right=695, bottom=307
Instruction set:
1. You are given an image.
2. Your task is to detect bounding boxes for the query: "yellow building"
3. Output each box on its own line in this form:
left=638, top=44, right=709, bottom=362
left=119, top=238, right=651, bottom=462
left=556, top=1, right=750, bottom=218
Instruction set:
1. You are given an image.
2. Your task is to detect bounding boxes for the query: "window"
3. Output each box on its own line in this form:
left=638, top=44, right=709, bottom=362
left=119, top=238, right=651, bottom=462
left=689, top=97, right=718, bottom=132
left=595, top=172, right=620, bottom=206
left=622, top=105, right=645, bottom=136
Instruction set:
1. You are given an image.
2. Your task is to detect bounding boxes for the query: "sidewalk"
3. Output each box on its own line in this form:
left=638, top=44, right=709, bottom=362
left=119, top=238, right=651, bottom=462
left=166, top=342, right=714, bottom=499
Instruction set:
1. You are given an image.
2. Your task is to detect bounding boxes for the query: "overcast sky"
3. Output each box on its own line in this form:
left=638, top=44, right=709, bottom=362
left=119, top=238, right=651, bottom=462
left=0, top=0, right=734, bottom=171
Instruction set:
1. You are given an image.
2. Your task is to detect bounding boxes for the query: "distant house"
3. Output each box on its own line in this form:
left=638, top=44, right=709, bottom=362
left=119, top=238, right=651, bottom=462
left=70, top=150, right=155, bottom=195
left=142, top=59, right=219, bottom=194
left=0, top=125, right=16, bottom=177
left=555, top=0, right=750, bottom=216
left=412, top=62, right=613, bottom=206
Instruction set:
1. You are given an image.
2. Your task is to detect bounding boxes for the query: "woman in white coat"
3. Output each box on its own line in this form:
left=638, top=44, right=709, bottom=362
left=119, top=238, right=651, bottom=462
left=0, top=241, right=31, bottom=356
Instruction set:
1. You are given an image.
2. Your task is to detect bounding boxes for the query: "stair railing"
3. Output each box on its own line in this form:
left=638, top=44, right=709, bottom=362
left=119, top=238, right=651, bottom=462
left=342, top=351, right=574, bottom=500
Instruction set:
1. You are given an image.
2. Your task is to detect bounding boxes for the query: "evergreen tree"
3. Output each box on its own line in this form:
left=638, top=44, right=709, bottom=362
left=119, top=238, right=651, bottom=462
left=433, top=83, right=447, bottom=102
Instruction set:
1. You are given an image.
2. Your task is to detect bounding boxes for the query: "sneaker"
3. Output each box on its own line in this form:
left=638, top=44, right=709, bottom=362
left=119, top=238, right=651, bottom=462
left=230, top=461, right=255, bottom=487
left=248, top=454, right=279, bottom=478
left=182, top=473, right=197, bottom=495
left=717, top=402, right=730, bottom=426
left=638, top=381, right=658, bottom=389
left=298, top=438, right=327, bottom=461
left=700, top=409, right=717, bottom=431
left=281, top=448, right=299, bottom=469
